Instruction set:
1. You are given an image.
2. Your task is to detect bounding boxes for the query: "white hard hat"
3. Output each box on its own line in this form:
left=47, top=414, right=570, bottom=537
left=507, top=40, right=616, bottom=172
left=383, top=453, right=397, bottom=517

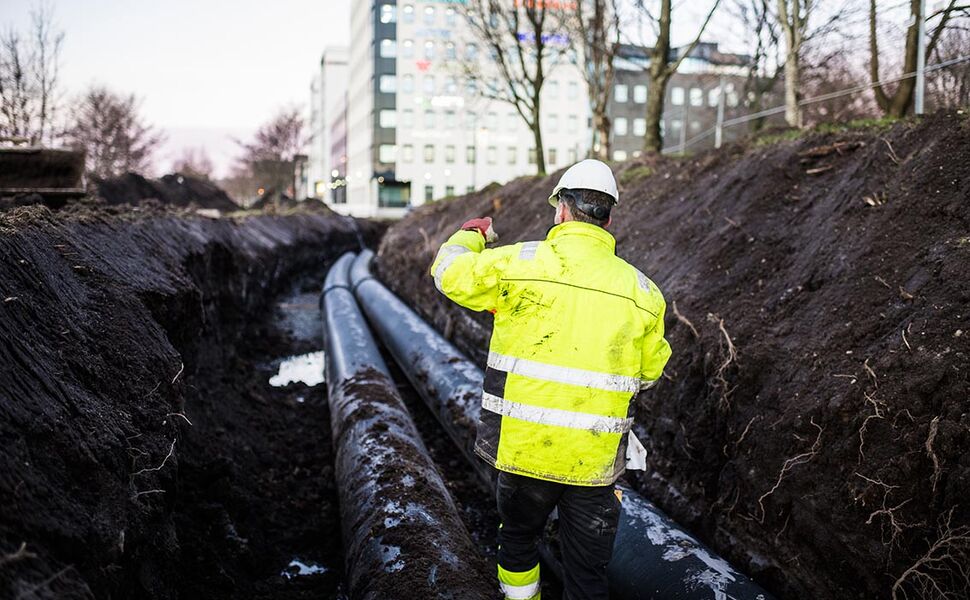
left=547, top=159, right=619, bottom=207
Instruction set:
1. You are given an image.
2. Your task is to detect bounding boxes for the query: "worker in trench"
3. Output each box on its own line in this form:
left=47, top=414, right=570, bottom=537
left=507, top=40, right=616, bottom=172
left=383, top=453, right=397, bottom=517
left=429, top=159, right=671, bottom=600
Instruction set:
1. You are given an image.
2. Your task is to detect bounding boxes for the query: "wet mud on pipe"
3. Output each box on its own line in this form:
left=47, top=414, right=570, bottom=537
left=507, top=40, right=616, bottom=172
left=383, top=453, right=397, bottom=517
left=350, top=250, right=775, bottom=600
left=321, top=252, right=494, bottom=599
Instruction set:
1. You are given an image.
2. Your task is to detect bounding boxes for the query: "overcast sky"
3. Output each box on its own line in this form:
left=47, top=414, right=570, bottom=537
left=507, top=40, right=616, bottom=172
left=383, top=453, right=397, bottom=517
left=2, top=1, right=889, bottom=178
left=2, top=0, right=352, bottom=176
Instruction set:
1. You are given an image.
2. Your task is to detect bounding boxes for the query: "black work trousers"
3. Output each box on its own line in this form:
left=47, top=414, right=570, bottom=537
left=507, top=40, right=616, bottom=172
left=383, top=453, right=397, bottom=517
left=496, top=470, right=621, bottom=600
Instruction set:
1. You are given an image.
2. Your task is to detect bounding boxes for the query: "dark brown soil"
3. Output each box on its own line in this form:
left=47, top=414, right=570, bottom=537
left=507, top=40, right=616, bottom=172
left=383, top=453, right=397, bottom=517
left=92, top=172, right=240, bottom=211
left=0, top=204, right=379, bottom=598
left=374, top=111, right=970, bottom=600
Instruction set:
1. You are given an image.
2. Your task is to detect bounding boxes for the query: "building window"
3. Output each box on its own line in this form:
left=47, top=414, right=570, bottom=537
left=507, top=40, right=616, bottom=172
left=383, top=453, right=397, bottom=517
left=567, top=81, right=579, bottom=99
left=547, top=81, right=560, bottom=98
left=464, top=111, right=476, bottom=129
left=614, top=117, right=628, bottom=136
left=691, top=120, right=701, bottom=131
left=613, top=150, right=628, bottom=161
left=634, top=84, right=647, bottom=103
left=487, top=146, right=497, bottom=164
left=424, top=40, right=435, bottom=60
left=445, top=185, right=455, bottom=197
left=424, top=109, right=435, bottom=128
left=486, top=111, right=498, bottom=130
left=445, top=76, right=457, bottom=94
left=402, top=4, right=414, bottom=23
left=690, top=87, right=703, bottom=107
left=402, top=109, right=414, bottom=127
left=633, top=118, right=646, bottom=137
left=379, top=144, right=397, bottom=163
left=548, top=148, right=557, bottom=166
left=379, top=75, right=396, bottom=93
left=615, top=84, right=628, bottom=103
left=381, top=4, right=396, bottom=23
left=424, top=5, right=435, bottom=25
left=445, top=145, right=456, bottom=163
left=547, top=114, right=559, bottom=133
left=423, top=144, right=435, bottom=162
left=466, top=146, right=476, bottom=163
left=402, top=74, right=414, bottom=93
left=425, top=185, right=434, bottom=201
left=423, top=75, right=435, bottom=94
left=528, top=148, right=537, bottom=165
left=568, top=148, right=577, bottom=164
left=567, top=115, right=578, bottom=133
left=507, top=146, right=518, bottom=165
left=507, top=112, right=517, bottom=131
left=708, top=88, right=719, bottom=107
left=467, top=185, right=475, bottom=194
left=445, top=110, right=456, bottom=128
left=379, top=109, right=397, bottom=128
left=402, top=39, right=414, bottom=58
left=671, top=87, right=684, bottom=106
left=466, top=43, right=478, bottom=60
left=670, top=119, right=682, bottom=133
left=380, top=39, right=396, bottom=58
left=445, top=7, right=456, bottom=26
left=445, top=42, right=456, bottom=60
left=727, top=83, right=739, bottom=107
left=402, top=144, right=414, bottom=162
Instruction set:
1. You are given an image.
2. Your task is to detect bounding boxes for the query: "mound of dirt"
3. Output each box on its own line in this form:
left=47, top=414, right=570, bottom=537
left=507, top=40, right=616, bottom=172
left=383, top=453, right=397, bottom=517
left=374, top=111, right=970, bottom=599
left=0, top=205, right=380, bottom=598
left=93, top=172, right=240, bottom=211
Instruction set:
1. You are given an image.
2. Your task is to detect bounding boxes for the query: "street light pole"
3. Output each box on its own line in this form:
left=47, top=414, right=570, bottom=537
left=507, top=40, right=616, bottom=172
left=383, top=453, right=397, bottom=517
left=915, top=0, right=927, bottom=114
left=715, top=76, right=726, bottom=149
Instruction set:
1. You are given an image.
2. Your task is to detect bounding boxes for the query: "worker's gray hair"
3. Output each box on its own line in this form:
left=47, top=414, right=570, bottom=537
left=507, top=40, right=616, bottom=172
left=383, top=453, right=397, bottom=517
left=557, top=188, right=612, bottom=227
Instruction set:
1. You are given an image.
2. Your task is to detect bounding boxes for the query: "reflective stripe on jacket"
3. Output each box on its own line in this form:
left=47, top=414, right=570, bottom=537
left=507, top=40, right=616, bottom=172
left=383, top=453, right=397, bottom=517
left=429, top=221, right=671, bottom=486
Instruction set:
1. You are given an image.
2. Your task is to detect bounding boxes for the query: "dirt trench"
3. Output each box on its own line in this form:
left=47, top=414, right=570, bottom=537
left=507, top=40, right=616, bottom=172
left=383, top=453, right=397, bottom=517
left=0, top=205, right=381, bottom=598
left=374, top=111, right=970, bottom=599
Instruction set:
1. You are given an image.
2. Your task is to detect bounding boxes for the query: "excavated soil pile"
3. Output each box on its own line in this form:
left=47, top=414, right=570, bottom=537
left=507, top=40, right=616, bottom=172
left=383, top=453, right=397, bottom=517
left=375, top=111, right=970, bottom=600
left=0, top=203, right=380, bottom=599
left=93, top=172, right=240, bottom=211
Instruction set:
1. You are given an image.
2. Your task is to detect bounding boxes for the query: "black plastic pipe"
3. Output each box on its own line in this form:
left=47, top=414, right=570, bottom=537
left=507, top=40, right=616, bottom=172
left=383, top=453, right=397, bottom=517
left=350, top=250, right=775, bottom=600
left=321, top=252, right=493, bottom=599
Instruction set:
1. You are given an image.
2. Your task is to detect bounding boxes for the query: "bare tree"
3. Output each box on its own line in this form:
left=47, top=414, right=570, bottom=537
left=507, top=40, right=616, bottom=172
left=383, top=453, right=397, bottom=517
left=870, top=0, right=968, bottom=117
left=171, top=147, right=215, bottom=180
left=235, top=107, right=306, bottom=199
left=0, top=1, right=63, bottom=145
left=730, top=0, right=783, bottom=130
left=927, top=25, right=970, bottom=109
left=636, top=0, right=721, bottom=153
left=237, top=106, right=306, bottom=164
left=67, top=86, right=165, bottom=179
left=570, top=0, right=621, bottom=160
left=458, top=1, right=572, bottom=175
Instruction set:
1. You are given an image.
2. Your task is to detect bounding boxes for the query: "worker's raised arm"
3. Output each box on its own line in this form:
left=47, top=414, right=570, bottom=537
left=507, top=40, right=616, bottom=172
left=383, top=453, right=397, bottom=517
left=429, top=217, right=510, bottom=313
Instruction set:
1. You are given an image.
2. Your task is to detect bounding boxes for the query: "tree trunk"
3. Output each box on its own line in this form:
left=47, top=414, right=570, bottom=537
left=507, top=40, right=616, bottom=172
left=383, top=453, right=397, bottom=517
left=783, top=49, right=801, bottom=127
left=592, top=112, right=610, bottom=160
left=532, top=110, right=546, bottom=176
left=644, top=74, right=668, bottom=152
left=778, top=0, right=803, bottom=128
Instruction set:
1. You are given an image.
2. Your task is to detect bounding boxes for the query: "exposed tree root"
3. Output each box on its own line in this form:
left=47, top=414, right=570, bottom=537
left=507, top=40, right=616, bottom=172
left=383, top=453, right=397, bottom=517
left=671, top=300, right=699, bottom=338
left=756, top=418, right=823, bottom=523
left=925, top=416, right=942, bottom=493
left=892, top=509, right=970, bottom=600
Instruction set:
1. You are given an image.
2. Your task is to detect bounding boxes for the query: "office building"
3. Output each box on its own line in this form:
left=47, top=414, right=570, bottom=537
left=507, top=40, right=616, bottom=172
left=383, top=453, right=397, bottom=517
left=307, top=47, right=349, bottom=200
left=336, top=0, right=591, bottom=218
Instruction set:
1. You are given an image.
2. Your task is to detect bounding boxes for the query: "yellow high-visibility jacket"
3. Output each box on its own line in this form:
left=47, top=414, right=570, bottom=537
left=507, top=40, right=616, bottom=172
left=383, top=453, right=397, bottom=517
left=430, top=221, right=671, bottom=486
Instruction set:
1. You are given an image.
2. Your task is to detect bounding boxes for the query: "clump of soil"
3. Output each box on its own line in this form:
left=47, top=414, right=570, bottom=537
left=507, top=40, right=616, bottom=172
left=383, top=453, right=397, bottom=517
left=374, top=111, right=970, bottom=599
left=0, top=204, right=379, bottom=598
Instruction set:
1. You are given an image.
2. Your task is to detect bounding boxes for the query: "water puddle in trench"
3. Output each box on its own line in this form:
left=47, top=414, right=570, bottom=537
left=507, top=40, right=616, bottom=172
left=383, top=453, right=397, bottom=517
left=280, top=558, right=330, bottom=580
left=269, top=351, right=326, bottom=387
